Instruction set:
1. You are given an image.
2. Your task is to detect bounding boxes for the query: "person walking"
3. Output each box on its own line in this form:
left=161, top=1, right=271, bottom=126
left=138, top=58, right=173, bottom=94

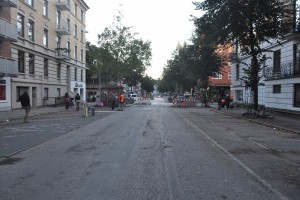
left=75, top=93, right=81, bottom=111
left=111, top=91, right=117, bottom=110
left=118, top=92, right=125, bottom=111
left=20, top=90, right=30, bottom=123
left=65, top=92, right=69, bottom=109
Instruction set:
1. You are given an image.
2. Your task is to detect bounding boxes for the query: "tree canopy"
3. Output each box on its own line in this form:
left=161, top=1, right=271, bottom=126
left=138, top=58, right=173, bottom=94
left=193, top=0, right=294, bottom=110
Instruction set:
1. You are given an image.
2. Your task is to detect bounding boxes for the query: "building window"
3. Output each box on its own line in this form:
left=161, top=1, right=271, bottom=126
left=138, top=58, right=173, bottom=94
left=43, top=28, right=48, bottom=47
left=81, top=49, right=83, bottom=62
left=57, top=63, right=61, bottom=79
left=44, top=88, right=48, bottom=99
left=294, top=43, right=300, bottom=74
left=273, top=50, right=281, bottom=73
left=27, top=0, right=34, bottom=7
left=57, top=88, right=61, bottom=99
left=17, top=14, right=24, bottom=37
left=17, top=87, right=28, bottom=102
left=28, top=19, right=34, bottom=42
left=56, top=10, right=61, bottom=29
left=0, top=80, right=6, bottom=101
left=81, top=69, right=83, bottom=82
left=57, top=36, right=61, bottom=48
left=81, top=30, right=84, bottom=42
left=212, top=73, right=222, bottom=79
left=74, top=24, right=77, bottom=38
left=295, top=84, right=300, bottom=107
left=44, top=58, right=48, bottom=77
left=67, top=18, right=70, bottom=32
left=273, top=85, right=281, bottom=94
left=29, top=54, right=34, bottom=74
left=235, top=64, right=240, bottom=80
left=67, top=41, right=70, bottom=56
left=81, top=10, right=84, bottom=21
left=75, top=68, right=77, bottom=81
left=18, top=50, right=25, bottom=73
left=74, top=45, right=77, bottom=60
left=43, top=0, right=48, bottom=17
left=74, top=3, right=77, bottom=17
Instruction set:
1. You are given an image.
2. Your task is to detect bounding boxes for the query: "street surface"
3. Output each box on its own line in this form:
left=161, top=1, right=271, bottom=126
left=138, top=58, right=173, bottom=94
left=0, top=98, right=299, bottom=200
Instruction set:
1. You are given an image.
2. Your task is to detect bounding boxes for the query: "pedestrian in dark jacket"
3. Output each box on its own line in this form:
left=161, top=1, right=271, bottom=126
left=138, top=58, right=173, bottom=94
left=65, top=92, right=69, bottom=109
left=75, top=93, right=81, bottom=111
left=20, top=90, right=30, bottom=123
left=111, top=91, right=117, bottom=110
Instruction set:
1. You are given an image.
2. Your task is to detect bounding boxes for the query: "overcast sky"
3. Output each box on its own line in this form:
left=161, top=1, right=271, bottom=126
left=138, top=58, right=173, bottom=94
left=84, top=0, right=201, bottom=79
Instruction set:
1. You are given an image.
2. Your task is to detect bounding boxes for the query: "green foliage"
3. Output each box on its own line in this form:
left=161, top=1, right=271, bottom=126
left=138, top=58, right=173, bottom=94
left=97, top=8, right=152, bottom=85
left=193, top=0, right=293, bottom=110
left=141, top=76, right=154, bottom=93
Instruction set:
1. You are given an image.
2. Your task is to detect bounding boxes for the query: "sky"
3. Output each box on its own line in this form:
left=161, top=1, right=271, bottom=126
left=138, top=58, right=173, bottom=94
left=84, top=0, right=202, bottom=79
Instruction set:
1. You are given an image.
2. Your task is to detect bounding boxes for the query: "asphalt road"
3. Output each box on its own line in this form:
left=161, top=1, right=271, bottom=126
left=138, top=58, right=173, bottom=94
left=0, top=98, right=299, bottom=200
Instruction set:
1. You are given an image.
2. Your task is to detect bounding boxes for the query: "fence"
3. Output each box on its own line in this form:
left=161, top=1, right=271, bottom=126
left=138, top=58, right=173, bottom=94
left=43, top=97, right=65, bottom=107
left=173, top=98, right=197, bottom=107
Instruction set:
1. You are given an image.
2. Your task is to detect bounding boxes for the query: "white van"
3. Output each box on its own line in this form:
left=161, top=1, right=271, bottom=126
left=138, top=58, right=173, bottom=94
left=129, top=94, right=139, bottom=102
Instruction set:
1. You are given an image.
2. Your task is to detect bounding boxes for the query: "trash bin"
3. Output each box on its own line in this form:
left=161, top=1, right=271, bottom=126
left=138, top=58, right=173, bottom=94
left=90, top=107, right=95, bottom=116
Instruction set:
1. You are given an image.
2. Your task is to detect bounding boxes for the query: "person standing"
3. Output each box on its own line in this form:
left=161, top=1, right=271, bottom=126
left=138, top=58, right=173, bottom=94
left=65, top=92, right=69, bottom=109
left=118, top=92, right=125, bottom=111
left=75, top=93, right=81, bottom=111
left=111, top=91, right=117, bottom=110
left=20, top=90, right=30, bottom=123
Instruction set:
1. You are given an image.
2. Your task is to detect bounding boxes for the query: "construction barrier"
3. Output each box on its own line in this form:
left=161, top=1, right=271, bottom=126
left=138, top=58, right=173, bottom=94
left=134, top=97, right=152, bottom=105
left=173, top=98, right=197, bottom=107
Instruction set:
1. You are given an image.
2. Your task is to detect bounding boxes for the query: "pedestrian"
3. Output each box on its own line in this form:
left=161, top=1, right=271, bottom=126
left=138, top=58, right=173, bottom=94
left=75, top=93, right=81, bottom=111
left=19, top=90, right=30, bottom=123
left=225, top=94, right=231, bottom=109
left=218, top=98, right=222, bottom=110
left=65, top=92, right=69, bottom=109
left=111, top=91, right=117, bottom=110
left=118, top=91, right=125, bottom=111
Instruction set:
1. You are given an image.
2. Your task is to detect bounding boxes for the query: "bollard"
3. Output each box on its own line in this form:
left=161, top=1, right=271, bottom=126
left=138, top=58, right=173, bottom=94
left=85, top=107, right=89, bottom=117
left=91, top=107, right=95, bottom=116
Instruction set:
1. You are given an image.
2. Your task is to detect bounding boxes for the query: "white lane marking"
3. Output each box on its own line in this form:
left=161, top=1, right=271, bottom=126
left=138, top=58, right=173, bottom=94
left=248, top=139, right=269, bottom=150
left=175, top=110, right=289, bottom=200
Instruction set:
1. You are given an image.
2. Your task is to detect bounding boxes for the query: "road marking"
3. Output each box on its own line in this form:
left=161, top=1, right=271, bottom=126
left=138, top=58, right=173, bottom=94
left=175, top=109, right=289, bottom=200
left=248, top=139, right=269, bottom=150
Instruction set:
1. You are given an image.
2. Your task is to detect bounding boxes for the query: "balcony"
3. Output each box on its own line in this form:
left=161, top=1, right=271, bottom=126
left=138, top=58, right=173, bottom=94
left=55, top=48, right=70, bottom=60
left=55, top=0, right=70, bottom=11
left=0, top=19, right=17, bottom=42
left=0, top=0, right=17, bottom=7
left=265, top=61, right=300, bottom=80
left=0, top=57, right=18, bottom=77
left=56, top=21, right=71, bottom=35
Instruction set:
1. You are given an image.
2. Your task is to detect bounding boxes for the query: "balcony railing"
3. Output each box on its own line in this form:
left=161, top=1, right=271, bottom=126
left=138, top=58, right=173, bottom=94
left=56, top=21, right=71, bottom=35
left=55, top=48, right=70, bottom=60
left=0, top=57, right=18, bottom=77
left=0, top=0, right=17, bottom=7
left=55, top=0, right=70, bottom=11
left=264, top=61, right=299, bottom=80
left=0, top=19, right=17, bottom=41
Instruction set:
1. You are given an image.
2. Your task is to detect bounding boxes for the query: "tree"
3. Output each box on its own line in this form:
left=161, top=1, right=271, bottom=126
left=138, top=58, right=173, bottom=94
left=97, top=7, right=152, bottom=85
left=193, top=0, right=293, bottom=110
left=141, top=75, right=154, bottom=95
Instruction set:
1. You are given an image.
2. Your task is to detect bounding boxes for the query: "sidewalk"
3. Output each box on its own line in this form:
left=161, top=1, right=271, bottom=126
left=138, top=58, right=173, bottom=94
left=209, top=103, right=300, bottom=135
left=0, top=104, right=113, bottom=124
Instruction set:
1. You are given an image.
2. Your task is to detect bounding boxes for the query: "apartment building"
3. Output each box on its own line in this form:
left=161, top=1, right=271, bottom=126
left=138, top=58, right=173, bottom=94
left=0, top=0, right=18, bottom=111
left=0, top=0, right=89, bottom=111
left=230, top=1, right=300, bottom=112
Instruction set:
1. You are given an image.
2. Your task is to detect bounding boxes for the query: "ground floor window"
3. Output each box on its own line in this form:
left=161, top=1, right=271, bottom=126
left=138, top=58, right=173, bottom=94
left=44, top=88, right=48, bottom=100
left=0, top=80, right=6, bottom=101
left=295, top=84, right=300, bottom=107
left=236, top=90, right=243, bottom=101
left=17, top=87, right=28, bottom=102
